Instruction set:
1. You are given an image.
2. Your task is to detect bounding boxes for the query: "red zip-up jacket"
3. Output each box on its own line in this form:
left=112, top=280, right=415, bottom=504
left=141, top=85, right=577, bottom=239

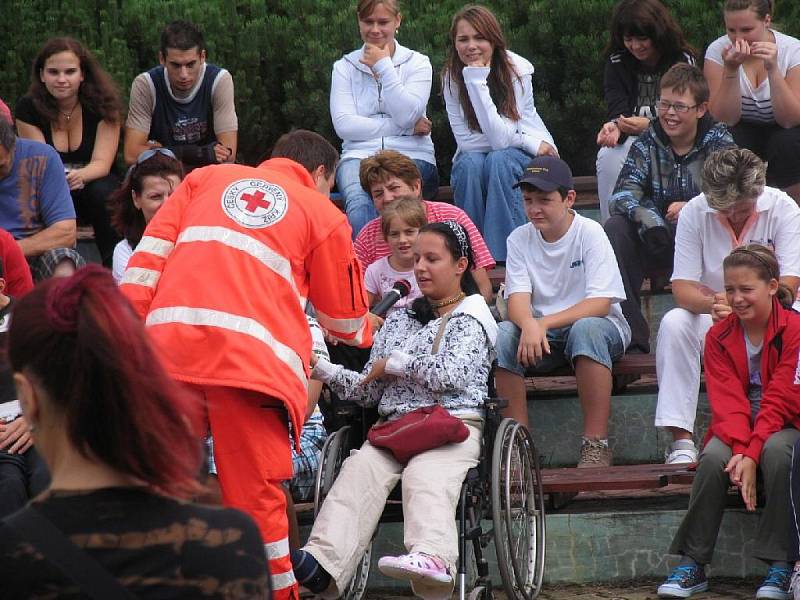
left=704, top=298, right=800, bottom=463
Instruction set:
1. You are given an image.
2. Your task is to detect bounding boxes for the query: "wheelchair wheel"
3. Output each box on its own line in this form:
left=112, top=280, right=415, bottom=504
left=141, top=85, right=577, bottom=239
left=491, top=419, right=546, bottom=600
left=312, top=425, right=371, bottom=600
left=314, top=426, right=350, bottom=516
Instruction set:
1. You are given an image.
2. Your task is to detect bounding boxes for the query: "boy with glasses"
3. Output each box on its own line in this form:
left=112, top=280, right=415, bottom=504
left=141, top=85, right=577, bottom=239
left=605, top=63, right=735, bottom=353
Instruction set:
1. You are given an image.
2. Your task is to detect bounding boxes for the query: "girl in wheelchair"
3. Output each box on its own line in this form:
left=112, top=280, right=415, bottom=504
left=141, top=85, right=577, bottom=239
left=292, top=221, right=497, bottom=600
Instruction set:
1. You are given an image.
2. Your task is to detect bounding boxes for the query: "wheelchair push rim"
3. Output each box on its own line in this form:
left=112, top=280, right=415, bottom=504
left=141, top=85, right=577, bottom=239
left=491, top=418, right=546, bottom=600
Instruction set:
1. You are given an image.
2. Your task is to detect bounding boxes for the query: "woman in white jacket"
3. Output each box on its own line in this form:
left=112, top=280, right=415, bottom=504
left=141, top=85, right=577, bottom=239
left=331, top=0, right=438, bottom=237
left=442, top=4, right=557, bottom=261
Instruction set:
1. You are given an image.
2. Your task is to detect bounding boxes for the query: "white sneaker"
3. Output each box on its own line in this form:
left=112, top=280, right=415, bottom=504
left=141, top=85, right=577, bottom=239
left=665, top=440, right=698, bottom=464
left=790, top=566, right=800, bottom=600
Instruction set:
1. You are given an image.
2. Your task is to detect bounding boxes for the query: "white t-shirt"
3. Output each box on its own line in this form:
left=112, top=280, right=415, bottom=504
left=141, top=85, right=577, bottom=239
left=706, top=30, right=800, bottom=124
left=112, top=239, right=134, bottom=284
left=504, top=212, right=631, bottom=347
left=672, top=186, right=800, bottom=295
left=363, top=256, right=422, bottom=314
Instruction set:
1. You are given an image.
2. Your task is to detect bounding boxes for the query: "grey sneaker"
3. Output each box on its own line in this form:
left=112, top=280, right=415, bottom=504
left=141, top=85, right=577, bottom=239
left=578, top=438, right=612, bottom=468
left=658, top=564, right=708, bottom=598
left=665, top=439, right=699, bottom=465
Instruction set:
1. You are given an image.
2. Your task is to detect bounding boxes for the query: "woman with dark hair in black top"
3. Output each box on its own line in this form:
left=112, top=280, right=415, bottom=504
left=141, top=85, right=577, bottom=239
left=596, top=0, right=696, bottom=222
left=16, top=37, right=123, bottom=268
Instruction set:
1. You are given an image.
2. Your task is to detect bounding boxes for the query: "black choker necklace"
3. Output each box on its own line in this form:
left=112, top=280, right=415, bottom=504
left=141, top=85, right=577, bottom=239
left=431, top=292, right=465, bottom=309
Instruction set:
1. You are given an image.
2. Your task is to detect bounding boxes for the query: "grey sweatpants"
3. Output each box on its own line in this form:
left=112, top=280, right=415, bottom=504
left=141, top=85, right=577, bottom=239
left=669, top=429, right=800, bottom=564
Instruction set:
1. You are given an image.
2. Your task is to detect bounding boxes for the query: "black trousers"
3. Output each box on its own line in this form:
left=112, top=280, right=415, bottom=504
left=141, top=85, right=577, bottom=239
left=604, top=215, right=673, bottom=354
left=731, top=121, right=800, bottom=189
left=71, top=173, right=122, bottom=268
left=0, top=446, right=50, bottom=518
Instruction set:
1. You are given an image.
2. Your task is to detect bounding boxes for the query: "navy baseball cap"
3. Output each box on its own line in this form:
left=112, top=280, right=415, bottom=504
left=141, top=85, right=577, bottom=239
left=514, top=156, right=573, bottom=192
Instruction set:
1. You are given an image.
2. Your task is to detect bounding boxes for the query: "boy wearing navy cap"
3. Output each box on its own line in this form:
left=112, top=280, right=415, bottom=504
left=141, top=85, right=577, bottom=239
left=494, top=156, right=631, bottom=467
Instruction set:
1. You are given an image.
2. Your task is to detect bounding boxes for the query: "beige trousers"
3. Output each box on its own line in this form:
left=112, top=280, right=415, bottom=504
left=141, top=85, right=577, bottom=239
left=304, top=418, right=483, bottom=595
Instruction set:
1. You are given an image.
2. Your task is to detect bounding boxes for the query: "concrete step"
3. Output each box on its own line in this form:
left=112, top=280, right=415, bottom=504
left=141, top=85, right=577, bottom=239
left=339, top=489, right=765, bottom=590
left=527, top=390, right=709, bottom=468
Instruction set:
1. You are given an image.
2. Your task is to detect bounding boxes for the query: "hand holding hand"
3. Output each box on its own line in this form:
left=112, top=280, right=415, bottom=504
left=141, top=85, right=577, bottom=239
left=65, top=169, right=85, bottom=191
left=725, top=453, right=745, bottom=485
left=738, top=456, right=757, bottom=511
left=722, top=40, right=751, bottom=70
left=596, top=122, right=621, bottom=147
left=360, top=43, right=392, bottom=69
left=616, top=116, right=649, bottom=136
left=213, top=143, right=232, bottom=163
left=413, top=116, right=432, bottom=136
left=665, top=201, right=687, bottom=225
left=517, top=318, right=550, bottom=367
left=0, top=417, right=33, bottom=455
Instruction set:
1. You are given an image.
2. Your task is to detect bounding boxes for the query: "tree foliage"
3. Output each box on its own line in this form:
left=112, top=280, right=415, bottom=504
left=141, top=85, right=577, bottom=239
left=2, top=0, right=799, bottom=176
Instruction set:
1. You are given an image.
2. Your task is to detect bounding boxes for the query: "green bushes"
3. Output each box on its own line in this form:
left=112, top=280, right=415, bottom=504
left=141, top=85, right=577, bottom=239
left=2, top=1, right=799, bottom=176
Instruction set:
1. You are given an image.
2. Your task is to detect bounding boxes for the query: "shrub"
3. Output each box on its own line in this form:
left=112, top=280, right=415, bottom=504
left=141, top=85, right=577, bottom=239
left=2, top=0, right=799, bottom=176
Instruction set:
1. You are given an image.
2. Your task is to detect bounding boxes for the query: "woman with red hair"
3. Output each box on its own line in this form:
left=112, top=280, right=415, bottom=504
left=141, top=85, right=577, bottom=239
left=0, top=266, right=271, bottom=598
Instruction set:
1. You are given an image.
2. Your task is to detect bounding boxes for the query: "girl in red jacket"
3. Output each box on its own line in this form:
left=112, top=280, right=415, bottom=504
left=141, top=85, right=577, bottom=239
left=658, top=244, right=800, bottom=599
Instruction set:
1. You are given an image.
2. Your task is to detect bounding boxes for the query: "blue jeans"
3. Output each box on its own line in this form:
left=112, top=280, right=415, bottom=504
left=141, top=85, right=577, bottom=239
left=336, top=157, right=439, bottom=238
left=450, top=148, right=532, bottom=261
left=495, top=317, right=625, bottom=376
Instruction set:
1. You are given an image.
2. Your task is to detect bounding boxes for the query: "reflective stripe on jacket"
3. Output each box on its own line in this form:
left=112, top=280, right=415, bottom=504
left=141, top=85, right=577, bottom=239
left=121, top=158, right=372, bottom=443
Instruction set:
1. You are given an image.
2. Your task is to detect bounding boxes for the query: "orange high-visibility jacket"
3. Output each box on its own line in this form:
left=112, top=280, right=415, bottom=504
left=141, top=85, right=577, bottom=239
left=121, top=158, right=372, bottom=440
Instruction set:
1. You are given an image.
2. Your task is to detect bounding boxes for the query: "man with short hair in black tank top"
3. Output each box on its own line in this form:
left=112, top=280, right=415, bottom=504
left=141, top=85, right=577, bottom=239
left=124, top=21, right=238, bottom=168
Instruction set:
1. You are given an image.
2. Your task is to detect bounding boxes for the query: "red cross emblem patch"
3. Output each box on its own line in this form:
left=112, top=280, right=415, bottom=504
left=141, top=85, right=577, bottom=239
left=221, top=179, right=289, bottom=229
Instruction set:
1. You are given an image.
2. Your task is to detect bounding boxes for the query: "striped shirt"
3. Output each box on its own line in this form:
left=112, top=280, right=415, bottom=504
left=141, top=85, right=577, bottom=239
left=706, top=30, right=800, bottom=124
left=354, top=200, right=496, bottom=270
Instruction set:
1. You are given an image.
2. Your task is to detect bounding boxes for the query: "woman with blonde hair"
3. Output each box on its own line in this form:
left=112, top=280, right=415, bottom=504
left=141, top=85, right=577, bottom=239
left=331, top=0, right=438, bottom=237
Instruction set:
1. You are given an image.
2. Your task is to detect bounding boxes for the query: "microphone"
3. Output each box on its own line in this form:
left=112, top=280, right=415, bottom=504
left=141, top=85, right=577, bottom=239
left=371, top=279, right=412, bottom=317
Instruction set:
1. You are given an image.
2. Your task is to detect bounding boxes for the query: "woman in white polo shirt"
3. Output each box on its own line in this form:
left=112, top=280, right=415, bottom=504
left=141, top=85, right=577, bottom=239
left=655, top=148, right=800, bottom=465
left=704, top=0, right=800, bottom=202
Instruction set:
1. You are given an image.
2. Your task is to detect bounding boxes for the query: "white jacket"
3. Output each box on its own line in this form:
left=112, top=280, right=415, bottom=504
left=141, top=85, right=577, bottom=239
left=443, top=50, right=556, bottom=157
left=330, top=42, right=436, bottom=164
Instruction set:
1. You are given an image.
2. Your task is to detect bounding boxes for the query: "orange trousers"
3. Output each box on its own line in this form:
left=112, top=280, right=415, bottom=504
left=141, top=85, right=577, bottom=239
left=189, top=385, right=299, bottom=600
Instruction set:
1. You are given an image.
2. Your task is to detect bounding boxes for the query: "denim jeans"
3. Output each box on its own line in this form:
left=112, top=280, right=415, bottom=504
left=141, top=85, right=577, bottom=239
left=0, top=446, right=50, bottom=518
left=495, top=317, right=625, bottom=376
left=336, top=157, right=439, bottom=238
left=450, top=148, right=532, bottom=261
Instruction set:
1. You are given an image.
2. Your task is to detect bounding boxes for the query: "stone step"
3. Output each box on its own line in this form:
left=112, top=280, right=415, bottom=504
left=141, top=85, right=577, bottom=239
left=334, top=489, right=765, bottom=590
left=527, top=390, right=709, bottom=468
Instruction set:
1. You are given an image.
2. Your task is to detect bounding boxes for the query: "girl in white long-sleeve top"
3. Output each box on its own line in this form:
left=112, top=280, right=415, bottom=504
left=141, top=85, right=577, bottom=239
left=441, top=4, right=557, bottom=261
left=330, top=0, right=438, bottom=237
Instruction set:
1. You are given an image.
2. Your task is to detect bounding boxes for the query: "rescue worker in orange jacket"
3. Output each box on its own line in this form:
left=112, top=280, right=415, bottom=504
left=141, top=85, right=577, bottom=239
left=121, top=130, right=371, bottom=599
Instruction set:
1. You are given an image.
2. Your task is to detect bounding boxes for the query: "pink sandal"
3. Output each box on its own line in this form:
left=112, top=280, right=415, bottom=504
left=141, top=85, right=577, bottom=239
left=378, top=552, right=453, bottom=585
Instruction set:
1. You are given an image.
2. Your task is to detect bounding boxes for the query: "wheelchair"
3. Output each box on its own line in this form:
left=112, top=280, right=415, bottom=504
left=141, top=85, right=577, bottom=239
left=313, top=388, right=546, bottom=600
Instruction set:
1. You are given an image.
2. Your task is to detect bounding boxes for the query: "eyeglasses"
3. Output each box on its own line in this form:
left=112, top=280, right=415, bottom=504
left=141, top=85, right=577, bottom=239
left=655, top=100, right=698, bottom=114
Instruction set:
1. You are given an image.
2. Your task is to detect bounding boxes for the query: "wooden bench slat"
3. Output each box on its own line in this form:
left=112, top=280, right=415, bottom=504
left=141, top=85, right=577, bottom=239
left=541, top=463, right=694, bottom=493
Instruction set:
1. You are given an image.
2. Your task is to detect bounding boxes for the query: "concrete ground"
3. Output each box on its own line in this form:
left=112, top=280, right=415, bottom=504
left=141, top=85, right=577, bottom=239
left=364, top=578, right=762, bottom=599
